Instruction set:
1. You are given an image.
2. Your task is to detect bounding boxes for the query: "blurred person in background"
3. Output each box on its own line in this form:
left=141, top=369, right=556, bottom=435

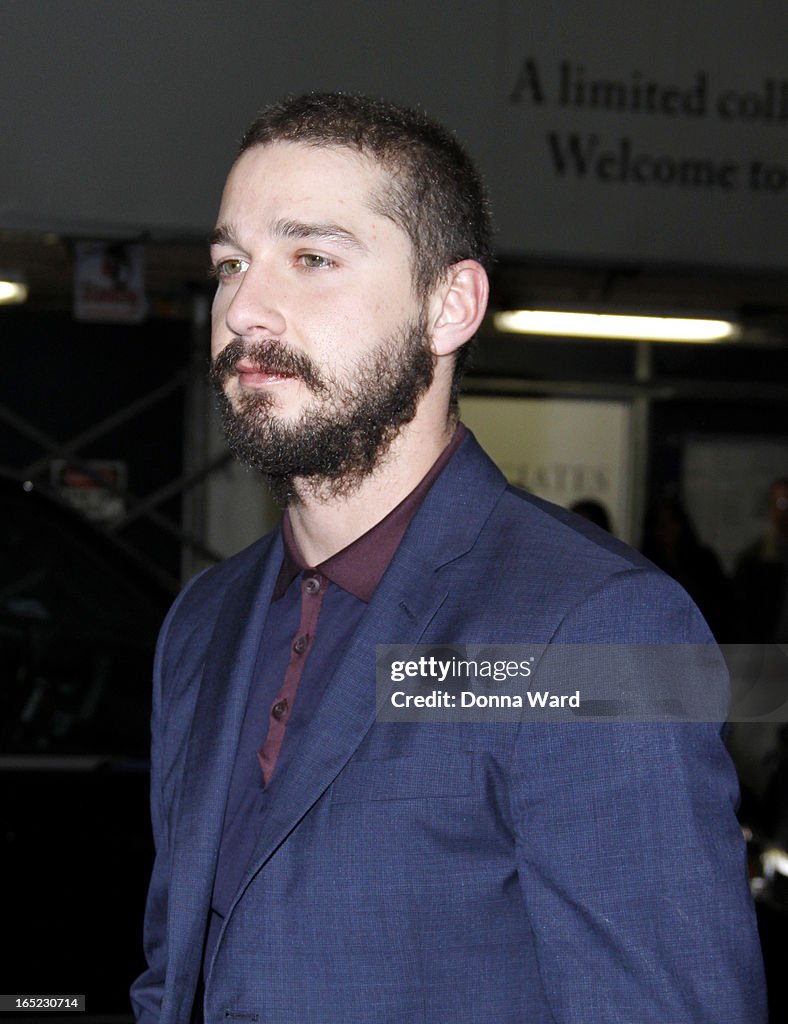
left=641, top=494, right=730, bottom=640
left=734, top=476, right=788, bottom=642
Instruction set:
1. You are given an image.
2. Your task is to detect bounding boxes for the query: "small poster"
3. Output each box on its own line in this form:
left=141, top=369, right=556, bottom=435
left=73, top=241, right=147, bottom=323
left=50, top=459, right=127, bottom=524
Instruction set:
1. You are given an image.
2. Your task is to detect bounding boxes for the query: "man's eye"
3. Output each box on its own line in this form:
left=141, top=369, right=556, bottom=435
left=299, top=253, right=333, bottom=269
left=214, top=257, right=249, bottom=278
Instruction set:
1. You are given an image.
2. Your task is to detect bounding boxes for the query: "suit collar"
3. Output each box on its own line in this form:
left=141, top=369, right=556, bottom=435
left=399, top=428, right=508, bottom=572
left=275, top=422, right=470, bottom=601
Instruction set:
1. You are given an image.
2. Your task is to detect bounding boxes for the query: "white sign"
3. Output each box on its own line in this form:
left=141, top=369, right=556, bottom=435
left=1, top=2, right=785, bottom=269
left=495, top=1, right=788, bottom=267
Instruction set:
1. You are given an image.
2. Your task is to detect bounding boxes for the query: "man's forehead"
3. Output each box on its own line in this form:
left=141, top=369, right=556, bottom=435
left=229, top=139, right=390, bottom=189
left=218, top=141, right=406, bottom=247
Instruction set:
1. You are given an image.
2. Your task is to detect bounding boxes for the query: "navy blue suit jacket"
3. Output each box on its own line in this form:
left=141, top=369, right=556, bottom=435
left=131, top=432, right=766, bottom=1023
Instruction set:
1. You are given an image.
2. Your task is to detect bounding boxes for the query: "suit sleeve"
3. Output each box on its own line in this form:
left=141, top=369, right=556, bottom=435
left=130, top=577, right=201, bottom=1024
left=507, top=569, right=767, bottom=1023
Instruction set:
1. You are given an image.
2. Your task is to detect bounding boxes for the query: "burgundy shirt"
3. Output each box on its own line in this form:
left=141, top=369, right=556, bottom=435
left=204, top=424, right=466, bottom=975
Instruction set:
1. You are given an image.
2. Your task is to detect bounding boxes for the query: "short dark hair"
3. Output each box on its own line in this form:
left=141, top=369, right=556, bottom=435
left=239, top=92, right=493, bottom=404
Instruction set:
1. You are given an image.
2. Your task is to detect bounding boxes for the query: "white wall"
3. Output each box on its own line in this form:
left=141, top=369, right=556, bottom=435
left=1, top=1, right=786, bottom=269
left=461, top=397, right=633, bottom=541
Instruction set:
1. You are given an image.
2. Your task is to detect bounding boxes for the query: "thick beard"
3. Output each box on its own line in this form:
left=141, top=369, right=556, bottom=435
left=209, top=315, right=435, bottom=506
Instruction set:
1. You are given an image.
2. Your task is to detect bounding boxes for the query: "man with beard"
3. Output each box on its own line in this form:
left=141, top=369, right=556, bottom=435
left=132, top=94, right=765, bottom=1024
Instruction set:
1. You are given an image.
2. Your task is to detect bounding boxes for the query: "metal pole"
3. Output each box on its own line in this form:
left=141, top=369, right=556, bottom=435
left=181, top=290, right=212, bottom=582
left=628, top=341, right=653, bottom=547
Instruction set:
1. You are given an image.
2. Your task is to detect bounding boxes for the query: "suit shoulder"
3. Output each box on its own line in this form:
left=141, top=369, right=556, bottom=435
left=159, top=530, right=280, bottom=648
left=478, top=485, right=708, bottom=641
left=496, top=484, right=650, bottom=573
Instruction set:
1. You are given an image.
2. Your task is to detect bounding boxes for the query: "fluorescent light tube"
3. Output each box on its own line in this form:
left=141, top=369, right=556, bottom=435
left=0, top=278, right=28, bottom=304
left=494, top=310, right=739, bottom=343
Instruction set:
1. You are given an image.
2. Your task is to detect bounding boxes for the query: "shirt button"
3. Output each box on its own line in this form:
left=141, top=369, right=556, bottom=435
left=293, top=634, right=309, bottom=654
left=303, top=576, right=321, bottom=595
left=271, top=699, right=288, bottom=721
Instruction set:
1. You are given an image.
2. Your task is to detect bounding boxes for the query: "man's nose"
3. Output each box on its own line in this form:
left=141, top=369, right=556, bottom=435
left=223, top=266, right=287, bottom=339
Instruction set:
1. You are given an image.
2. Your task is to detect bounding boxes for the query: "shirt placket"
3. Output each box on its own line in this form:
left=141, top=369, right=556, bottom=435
left=257, top=570, right=327, bottom=784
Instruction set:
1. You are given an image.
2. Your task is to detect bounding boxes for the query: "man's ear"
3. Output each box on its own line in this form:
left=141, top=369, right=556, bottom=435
left=428, top=260, right=489, bottom=356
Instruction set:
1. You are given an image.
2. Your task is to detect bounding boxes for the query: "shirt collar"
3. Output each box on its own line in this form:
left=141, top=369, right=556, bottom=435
left=275, top=423, right=467, bottom=602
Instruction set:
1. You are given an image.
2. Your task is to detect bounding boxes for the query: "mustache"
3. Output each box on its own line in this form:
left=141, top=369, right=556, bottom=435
left=209, top=337, right=327, bottom=393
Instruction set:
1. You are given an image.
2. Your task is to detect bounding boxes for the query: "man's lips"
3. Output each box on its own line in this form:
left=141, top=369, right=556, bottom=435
left=234, top=358, right=297, bottom=387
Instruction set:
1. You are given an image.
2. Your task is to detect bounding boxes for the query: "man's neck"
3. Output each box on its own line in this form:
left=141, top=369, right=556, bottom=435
left=285, top=417, right=457, bottom=566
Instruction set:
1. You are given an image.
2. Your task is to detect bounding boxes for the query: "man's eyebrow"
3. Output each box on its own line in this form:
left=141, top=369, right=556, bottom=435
left=209, top=220, right=369, bottom=254
left=209, top=224, right=241, bottom=249
left=271, top=218, right=369, bottom=253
